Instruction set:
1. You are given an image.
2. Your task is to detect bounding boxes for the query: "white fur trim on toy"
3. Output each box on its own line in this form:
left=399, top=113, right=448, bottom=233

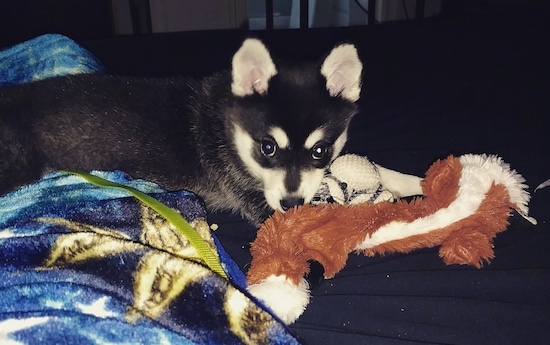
left=459, top=154, right=536, bottom=225
left=355, top=154, right=536, bottom=251
left=247, top=275, right=310, bottom=324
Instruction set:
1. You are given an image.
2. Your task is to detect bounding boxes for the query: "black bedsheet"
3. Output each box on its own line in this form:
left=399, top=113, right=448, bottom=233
left=81, top=13, right=550, bottom=345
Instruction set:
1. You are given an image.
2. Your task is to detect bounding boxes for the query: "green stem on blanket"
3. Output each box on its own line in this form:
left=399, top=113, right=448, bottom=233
left=63, top=170, right=228, bottom=279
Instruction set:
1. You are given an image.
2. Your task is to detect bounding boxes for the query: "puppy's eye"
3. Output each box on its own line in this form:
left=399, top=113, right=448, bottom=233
left=261, top=139, right=278, bottom=157
left=311, top=143, right=328, bottom=160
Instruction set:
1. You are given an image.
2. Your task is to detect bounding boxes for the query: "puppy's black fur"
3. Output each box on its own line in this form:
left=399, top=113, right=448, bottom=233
left=0, top=73, right=272, bottom=221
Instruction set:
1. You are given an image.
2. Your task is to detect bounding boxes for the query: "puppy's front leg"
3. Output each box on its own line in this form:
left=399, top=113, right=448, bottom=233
left=375, top=164, right=423, bottom=198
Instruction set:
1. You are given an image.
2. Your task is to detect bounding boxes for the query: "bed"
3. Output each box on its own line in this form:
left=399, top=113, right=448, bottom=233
left=1, top=8, right=549, bottom=345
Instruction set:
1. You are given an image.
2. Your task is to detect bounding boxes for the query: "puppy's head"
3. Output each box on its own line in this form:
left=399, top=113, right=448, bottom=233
left=230, top=38, right=363, bottom=212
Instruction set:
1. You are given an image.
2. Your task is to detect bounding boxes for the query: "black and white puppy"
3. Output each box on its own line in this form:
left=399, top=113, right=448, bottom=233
left=0, top=38, right=364, bottom=225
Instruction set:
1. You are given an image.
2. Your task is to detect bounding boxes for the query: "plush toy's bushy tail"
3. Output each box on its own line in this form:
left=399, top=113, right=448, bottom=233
left=458, top=154, right=536, bottom=225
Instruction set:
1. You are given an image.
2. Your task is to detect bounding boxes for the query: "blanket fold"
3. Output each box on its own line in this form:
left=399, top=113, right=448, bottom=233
left=0, top=171, right=301, bottom=344
left=0, top=33, right=104, bottom=86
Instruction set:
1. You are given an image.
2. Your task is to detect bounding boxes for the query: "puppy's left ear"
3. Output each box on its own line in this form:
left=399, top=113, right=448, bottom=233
left=321, top=44, right=363, bottom=102
left=231, top=38, right=278, bottom=97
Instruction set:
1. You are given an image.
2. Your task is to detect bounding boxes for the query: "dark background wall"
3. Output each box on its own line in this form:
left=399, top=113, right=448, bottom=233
left=1, top=0, right=549, bottom=49
left=0, top=0, right=114, bottom=47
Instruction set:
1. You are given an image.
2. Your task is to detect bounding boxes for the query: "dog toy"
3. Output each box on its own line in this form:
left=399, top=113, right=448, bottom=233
left=246, top=154, right=536, bottom=324
left=311, top=154, right=396, bottom=205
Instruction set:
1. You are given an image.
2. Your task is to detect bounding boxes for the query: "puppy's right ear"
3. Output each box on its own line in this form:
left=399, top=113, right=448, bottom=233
left=231, top=38, right=278, bottom=97
left=321, top=43, right=362, bottom=102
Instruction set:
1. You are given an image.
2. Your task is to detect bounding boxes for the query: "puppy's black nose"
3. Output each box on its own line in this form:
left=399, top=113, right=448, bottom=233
left=280, top=197, right=305, bottom=211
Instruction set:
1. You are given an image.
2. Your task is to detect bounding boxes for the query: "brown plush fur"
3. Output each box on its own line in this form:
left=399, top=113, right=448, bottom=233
left=247, top=156, right=516, bottom=286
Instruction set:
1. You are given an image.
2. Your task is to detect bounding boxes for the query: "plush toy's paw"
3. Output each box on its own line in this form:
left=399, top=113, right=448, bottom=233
left=439, top=232, right=494, bottom=268
left=247, top=274, right=310, bottom=324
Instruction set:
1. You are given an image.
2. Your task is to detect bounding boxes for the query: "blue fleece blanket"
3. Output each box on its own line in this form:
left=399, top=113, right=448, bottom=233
left=0, top=35, right=301, bottom=344
left=0, top=33, right=104, bottom=86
